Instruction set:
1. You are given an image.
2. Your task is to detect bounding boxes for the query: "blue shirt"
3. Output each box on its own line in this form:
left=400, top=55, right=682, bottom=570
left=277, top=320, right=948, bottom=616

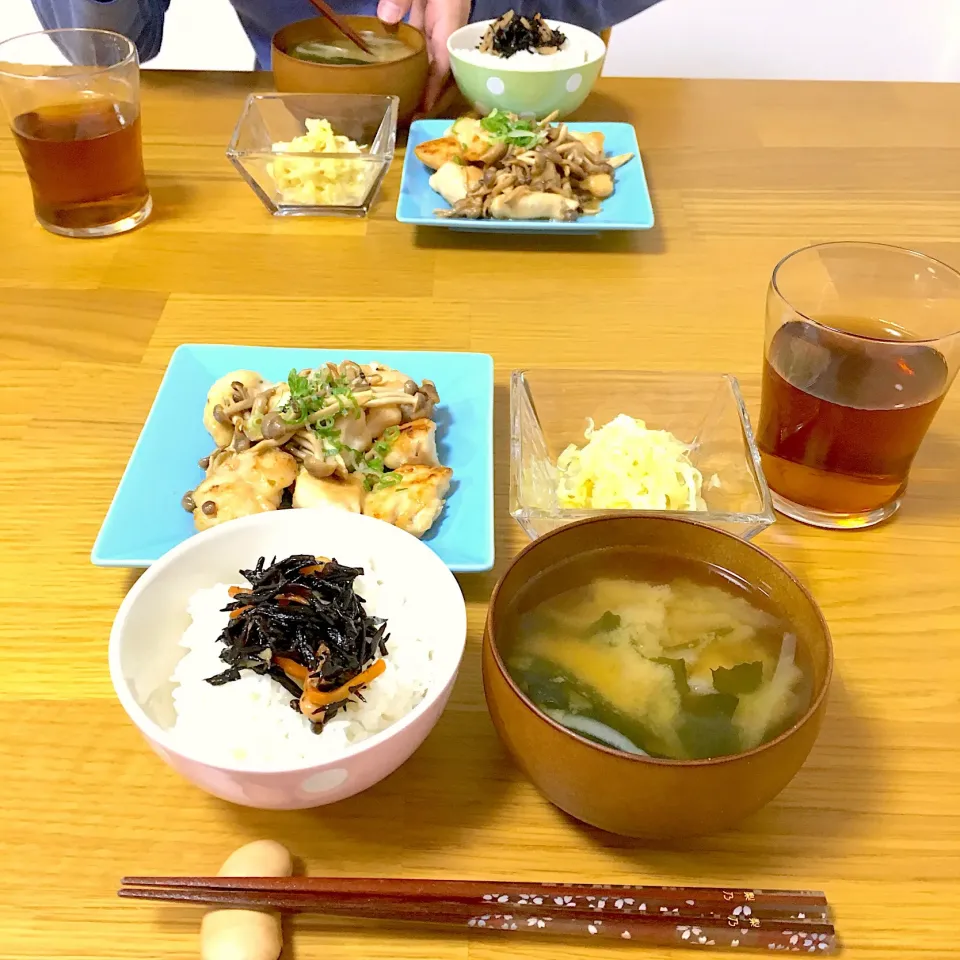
left=32, top=0, right=662, bottom=70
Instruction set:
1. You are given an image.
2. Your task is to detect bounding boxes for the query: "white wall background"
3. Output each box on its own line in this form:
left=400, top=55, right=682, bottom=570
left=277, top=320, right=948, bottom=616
left=4, top=0, right=960, bottom=80
left=604, top=0, right=960, bottom=80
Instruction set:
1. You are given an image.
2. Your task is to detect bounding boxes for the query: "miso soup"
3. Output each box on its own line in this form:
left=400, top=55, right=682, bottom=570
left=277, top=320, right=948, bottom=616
left=503, top=549, right=813, bottom=761
left=290, top=32, right=413, bottom=66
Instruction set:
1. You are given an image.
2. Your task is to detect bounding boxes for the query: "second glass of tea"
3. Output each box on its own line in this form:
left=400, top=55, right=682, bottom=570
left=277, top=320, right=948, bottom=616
left=757, top=242, right=960, bottom=529
left=0, top=28, right=151, bottom=238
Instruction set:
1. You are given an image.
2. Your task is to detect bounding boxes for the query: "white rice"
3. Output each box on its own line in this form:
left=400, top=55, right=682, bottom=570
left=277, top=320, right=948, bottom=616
left=454, top=43, right=594, bottom=71
left=168, top=568, right=436, bottom=769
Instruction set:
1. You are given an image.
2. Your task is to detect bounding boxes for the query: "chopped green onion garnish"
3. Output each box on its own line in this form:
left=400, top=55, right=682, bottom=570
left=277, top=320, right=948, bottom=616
left=479, top=108, right=545, bottom=148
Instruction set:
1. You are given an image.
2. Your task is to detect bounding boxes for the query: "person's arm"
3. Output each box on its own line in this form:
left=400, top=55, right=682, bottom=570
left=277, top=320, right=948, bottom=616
left=473, top=1, right=664, bottom=32
left=30, top=0, right=169, bottom=62
left=380, top=0, right=472, bottom=110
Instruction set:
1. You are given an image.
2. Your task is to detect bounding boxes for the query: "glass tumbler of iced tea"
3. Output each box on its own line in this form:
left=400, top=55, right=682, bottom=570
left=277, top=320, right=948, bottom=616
left=757, top=242, right=960, bottom=529
left=0, top=28, right=151, bottom=238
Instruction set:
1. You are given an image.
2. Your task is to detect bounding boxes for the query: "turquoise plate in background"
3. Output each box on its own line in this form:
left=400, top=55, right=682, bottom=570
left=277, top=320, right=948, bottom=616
left=92, top=345, right=495, bottom=572
left=396, top=120, right=654, bottom=233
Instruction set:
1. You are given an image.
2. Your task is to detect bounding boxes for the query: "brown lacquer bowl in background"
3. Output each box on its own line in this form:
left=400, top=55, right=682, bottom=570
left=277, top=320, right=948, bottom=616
left=272, top=17, right=428, bottom=124
left=483, top=515, right=833, bottom=839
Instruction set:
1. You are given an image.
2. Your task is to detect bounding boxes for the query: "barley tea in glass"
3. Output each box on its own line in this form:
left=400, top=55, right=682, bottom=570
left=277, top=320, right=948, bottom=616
left=0, top=28, right=151, bottom=237
left=757, top=242, right=960, bottom=528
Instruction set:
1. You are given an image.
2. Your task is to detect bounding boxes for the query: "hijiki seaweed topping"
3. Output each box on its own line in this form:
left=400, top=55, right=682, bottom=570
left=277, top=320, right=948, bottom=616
left=205, top=554, right=389, bottom=731
left=478, top=10, right=566, bottom=58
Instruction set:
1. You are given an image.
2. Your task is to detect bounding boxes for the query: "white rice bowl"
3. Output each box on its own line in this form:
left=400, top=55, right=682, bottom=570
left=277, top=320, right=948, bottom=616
left=454, top=43, right=593, bottom=72
left=170, top=561, right=435, bottom=768
left=449, top=19, right=606, bottom=72
left=109, top=508, right=467, bottom=807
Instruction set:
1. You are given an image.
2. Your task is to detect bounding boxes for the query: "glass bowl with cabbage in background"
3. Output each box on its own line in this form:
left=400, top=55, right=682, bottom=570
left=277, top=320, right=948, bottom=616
left=227, top=92, right=397, bottom=217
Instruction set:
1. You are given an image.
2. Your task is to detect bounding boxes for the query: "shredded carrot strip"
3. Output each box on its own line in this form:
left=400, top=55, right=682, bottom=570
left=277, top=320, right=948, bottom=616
left=273, top=655, right=309, bottom=684
left=228, top=585, right=242, bottom=598
left=299, top=555, right=331, bottom=576
left=302, top=658, right=387, bottom=712
left=277, top=593, right=309, bottom=607
left=229, top=605, right=251, bottom=619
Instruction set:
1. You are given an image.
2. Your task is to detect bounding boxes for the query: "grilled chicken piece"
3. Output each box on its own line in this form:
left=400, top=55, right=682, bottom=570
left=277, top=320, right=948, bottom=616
left=429, top=161, right=483, bottom=206
left=382, top=418, right=439, bottom=469
left=569, top=129, right=605, bottom=156
left=360, top=361, right=416, bottom=393
left=203, top=369, right=264, bottom=448
left=449, top=117, right=495, bottom=162
left=362, top=464, right=453, bottom=538
left=331, top=403, right=404, bottom=459
left=292, top=468, right=364, bottom=513
left=580, top=172, right=614, bottom=198
left=489, top=191, right=579, bottom=221
left=366, top=404, right=404, bottom=439
left=192, top=446, right=297, bottom=531
left=414, top=136, right=464, bottom=170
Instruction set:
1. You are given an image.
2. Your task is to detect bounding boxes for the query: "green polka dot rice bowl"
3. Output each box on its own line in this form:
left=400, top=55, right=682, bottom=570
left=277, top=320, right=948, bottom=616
left=448, top=20, right=606, bottom=120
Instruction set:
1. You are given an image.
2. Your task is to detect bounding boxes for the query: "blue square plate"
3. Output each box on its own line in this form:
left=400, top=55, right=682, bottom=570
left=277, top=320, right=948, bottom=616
left=396, top=120, right=654, bottom=232
left=92, top=345, right=495, bottom=572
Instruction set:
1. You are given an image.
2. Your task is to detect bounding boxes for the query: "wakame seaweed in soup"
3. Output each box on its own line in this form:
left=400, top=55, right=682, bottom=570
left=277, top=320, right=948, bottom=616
left=289, top=33, right=413, bottom=66
left=504, top=549, right=813, bottom=761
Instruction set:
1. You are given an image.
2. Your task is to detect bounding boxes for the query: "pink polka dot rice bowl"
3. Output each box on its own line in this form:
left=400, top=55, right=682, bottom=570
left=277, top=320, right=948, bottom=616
left=108, top=509, right=467, bottom=809
left=448, top=20, right=606, bottom=120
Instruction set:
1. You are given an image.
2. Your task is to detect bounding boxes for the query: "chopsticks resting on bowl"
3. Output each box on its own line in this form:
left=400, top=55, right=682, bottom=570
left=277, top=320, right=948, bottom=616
left=305, top=0, right=374, bottom=54
left=120, top=876, right=838, bottom=953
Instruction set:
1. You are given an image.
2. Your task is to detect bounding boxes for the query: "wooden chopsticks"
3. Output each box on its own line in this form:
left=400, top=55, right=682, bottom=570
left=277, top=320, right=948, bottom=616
left=120, top=876, right=838, bottom=953
left=305, top=0, right=375, bottom=55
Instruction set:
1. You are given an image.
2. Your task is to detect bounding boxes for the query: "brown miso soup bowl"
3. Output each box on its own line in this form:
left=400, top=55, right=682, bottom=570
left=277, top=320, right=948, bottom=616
left=483, top=515, right=832, bottom=840
left=272, top=17, right=428, bottom=125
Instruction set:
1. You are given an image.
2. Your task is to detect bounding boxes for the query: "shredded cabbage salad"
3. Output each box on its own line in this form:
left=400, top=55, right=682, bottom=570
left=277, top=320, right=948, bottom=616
left=267, top=118, right=371, bottom=206
left=556, top=414, right=709, bottom=511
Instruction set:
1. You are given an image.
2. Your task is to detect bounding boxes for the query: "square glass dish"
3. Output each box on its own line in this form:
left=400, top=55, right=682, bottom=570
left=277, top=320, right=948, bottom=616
left=227, top=93, right=398, bottom=217
left=510, top=369, right=775, bottom=541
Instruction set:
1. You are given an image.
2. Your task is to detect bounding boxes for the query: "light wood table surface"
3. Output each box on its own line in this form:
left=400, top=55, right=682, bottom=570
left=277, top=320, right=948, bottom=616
left=1, top=73, right=958, bottom=960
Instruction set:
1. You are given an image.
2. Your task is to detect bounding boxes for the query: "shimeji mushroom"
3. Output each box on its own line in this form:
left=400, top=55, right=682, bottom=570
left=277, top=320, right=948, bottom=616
left=240, top=384, right=281, bottom=441
left=433, top=111, right=634, bottom=222
left=478, top=140, right=508, bottom=166
left=203, top=370, right=264, bottom=447
left=404, top=379, right=439, bottom=422
left=286, top=426, right=347, bottom=479
left=279, top=392, right=435, bottom=479
left=258, top=378, right=438, bottom=444
left=206, top=373, right=283, bottom=452
left=220, top=384, right=281, bottom=447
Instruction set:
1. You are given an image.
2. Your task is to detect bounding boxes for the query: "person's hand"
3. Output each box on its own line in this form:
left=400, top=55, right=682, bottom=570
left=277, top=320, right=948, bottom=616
left=377, top=0, right=471, bottom=109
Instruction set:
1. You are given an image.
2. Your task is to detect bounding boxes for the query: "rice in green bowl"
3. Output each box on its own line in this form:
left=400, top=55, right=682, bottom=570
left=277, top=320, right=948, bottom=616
left=448, top=19, right=606, bottom=121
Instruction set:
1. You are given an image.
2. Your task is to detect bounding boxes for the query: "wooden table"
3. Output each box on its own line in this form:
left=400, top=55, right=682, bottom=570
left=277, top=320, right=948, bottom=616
left=1, top=73, right=958, bottom=960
